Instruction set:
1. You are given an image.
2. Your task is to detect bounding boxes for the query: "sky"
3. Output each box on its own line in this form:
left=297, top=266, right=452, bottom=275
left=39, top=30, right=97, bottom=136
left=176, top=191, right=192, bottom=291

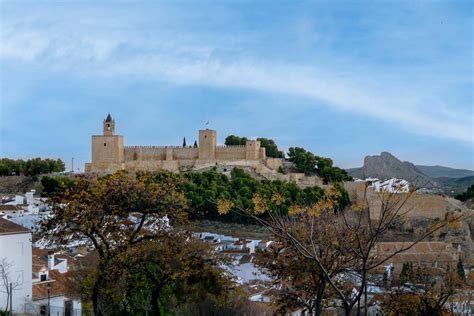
left=0, top=0, right=473, bottom=171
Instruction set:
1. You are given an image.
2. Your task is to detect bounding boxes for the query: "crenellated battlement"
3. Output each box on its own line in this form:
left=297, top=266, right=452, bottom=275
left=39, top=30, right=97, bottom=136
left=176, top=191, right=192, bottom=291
left=87, top=114, right=274, bottom=173
left=216, top=145, right=246, bottom=149
left=125, top=145, right=194, bottom=149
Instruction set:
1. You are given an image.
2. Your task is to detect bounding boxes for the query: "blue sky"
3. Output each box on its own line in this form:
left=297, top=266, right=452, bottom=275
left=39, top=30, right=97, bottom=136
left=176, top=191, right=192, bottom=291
left=0, top=0, right=472, bottom=171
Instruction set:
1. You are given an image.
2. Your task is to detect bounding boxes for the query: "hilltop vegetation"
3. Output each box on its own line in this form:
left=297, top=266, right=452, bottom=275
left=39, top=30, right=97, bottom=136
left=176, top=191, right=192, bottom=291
left=157, top=167, right=348, bottom=224
left=0, top=157, right=65, bottom=176
left=40, top=167, right=349, bottom=225
left=455, top=184, right=474, bottom=202
left=287, top=147, right=352, bottom=183
left=224, top=135, right=284, bottom=158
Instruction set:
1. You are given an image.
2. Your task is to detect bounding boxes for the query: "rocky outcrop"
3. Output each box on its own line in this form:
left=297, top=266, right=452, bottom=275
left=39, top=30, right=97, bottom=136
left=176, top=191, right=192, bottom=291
left=347, top=152, right=437, bottom=188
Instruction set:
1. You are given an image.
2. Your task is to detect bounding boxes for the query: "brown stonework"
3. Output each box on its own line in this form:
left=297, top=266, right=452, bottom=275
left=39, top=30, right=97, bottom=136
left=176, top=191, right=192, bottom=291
left=85, top=115, right=282, bottom=173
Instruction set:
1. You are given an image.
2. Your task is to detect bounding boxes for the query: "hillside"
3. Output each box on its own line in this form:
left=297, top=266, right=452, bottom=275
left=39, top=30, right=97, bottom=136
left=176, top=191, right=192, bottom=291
left=0, top=175, right=43, bottom=194
left=434, top=176, right=474, bottom=196
left=416, top=165, right=474, bottom=178
left=346, top=152, right=437, bottom=188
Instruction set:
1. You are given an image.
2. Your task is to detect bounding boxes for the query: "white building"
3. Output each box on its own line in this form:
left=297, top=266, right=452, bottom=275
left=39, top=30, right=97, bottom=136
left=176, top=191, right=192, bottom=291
left=372, top=178, right=410, bottom=193
left=29, top=248, right=82, bottom=315
left=0, top=205, right=25, bottom=217
left=0, top=218, right=33, bottom=314
left=355, top=178, right=410, bottom=193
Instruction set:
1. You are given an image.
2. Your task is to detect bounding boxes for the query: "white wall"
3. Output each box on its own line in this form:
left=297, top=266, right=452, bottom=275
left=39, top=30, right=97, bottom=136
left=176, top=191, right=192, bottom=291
left=28, top=296, right=82, bottom=316
left=0, top=232, right=33, bottom=313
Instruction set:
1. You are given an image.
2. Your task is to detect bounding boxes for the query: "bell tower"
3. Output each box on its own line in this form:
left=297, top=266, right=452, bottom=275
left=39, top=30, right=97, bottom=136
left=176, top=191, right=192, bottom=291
left=87, top=113, right=124, bottom=172
left=103, top=113, right=115, bottom=135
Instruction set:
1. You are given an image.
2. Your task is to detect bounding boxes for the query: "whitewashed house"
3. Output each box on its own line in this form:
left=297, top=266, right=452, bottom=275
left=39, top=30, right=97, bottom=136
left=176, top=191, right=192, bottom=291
left=0, top=205, right=25, bottom=217
left=29, top=248, right=82, bottom=315
left=0, top=218, right=33, bottom=314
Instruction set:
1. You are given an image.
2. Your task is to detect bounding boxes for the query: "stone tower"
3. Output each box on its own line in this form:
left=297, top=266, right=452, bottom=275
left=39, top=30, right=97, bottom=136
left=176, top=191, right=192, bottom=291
left=90, top=114, right=124, bottom=172
left=245, top=140, right=261, bottom=160
left=198, top=129, right=216, bottom=159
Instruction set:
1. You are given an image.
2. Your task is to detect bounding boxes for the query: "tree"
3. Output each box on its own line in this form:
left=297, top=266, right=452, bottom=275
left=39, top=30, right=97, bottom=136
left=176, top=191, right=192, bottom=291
left=224, top=135, right=247, bottom=146
left=41, top=176, right=75, bottom=196
left=218, top=183, right=462, bottom=316
left=178, top=167, right=329, bottom=224
left=39, top=171, right=188, bottom=316
left=183, top=137, right=187, bottom=147
left=120, top=233, right=233, bottom=316
left=287, top=147, right=352, bottom=183
left=256, top=137, right=284, bottom=158
left=456, top=258, right=466, bottom=281
left=455, top=185, right=474, bottom=201
left=287, top=147, right=317, bottom=175
left=0, top=158, right=65, bottom=176
left=254, top=217, right=347, bottom=315
left=383, top=264, right=465, bottom=315
left=0, top=258, right=22, bottom=312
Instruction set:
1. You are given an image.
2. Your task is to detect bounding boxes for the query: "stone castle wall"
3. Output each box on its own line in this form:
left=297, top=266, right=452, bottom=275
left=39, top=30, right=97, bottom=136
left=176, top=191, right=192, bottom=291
left=86, top=116, right=282, bottom=173
left=124, top=146, right=167, bottom=161
left=215, top=145, right=247, bottom=160
left=123, top=146, right=200, bottom=161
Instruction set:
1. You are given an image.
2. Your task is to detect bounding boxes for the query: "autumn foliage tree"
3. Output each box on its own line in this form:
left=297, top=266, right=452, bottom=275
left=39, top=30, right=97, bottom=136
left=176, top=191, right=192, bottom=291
left=39, top=171, right=188, bottom=316
left=382, top=264, right=467, bottom=315
left=116, top=232, right=234, bottom=315
left=218, top=183, right=462, bottom=316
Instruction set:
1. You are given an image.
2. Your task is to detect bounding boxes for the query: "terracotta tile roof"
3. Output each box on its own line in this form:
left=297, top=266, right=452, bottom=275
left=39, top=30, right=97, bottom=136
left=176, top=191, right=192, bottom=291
left=32, top=270, right=69, bottom=300
left=239, top=254, right=252, bottom=264
left=0, top=194, right=17, bottom=198
left=32, top=247, right=49, bottom=257
left=0, top=205, right=23, bottom=211
left=234, top=239, right=251, bottom=246
left=0, top=218, right=30, bottom=235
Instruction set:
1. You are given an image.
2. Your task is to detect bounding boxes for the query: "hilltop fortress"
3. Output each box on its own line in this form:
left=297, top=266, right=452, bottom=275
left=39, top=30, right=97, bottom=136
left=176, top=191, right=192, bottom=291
left=85, top=114, right=283, bottom=173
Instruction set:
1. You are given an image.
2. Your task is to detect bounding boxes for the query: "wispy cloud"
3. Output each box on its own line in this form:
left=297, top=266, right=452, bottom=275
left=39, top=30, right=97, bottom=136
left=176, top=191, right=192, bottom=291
left=1, top=2, right=472, bottom=146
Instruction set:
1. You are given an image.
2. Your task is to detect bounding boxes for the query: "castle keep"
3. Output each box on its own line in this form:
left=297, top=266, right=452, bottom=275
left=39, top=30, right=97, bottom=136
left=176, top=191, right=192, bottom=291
left=85, top=114, right=282, bottom=173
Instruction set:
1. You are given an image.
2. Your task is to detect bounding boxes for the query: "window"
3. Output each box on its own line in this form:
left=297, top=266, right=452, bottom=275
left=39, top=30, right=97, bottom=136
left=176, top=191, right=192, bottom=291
left=40, top=274, right=47, bottom=281
left=104, top=143, right=107, bottom=146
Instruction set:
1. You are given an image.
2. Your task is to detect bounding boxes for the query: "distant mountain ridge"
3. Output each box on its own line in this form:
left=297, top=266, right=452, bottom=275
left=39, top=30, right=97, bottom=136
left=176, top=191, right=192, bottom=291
left=346, top=152, right=474, bottom=193
left=415, top=165, right=474, bottom=178
left=346, top=152, right=436, bottom=187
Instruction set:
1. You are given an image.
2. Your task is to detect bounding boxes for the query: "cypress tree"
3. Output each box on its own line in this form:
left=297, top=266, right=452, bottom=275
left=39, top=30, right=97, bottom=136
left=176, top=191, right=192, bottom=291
left=183, top=137, right=187, bottom=147
left=457, top=257, right=466, bottom=281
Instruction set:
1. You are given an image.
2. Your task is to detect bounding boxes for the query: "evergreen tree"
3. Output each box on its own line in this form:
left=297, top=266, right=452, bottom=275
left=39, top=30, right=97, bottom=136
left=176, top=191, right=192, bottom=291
left=399, top=263, right=410, bottom=284
left=457, top=257, right=466, bottom=281
left=193, top=140, right=198, bottom=148
left=183, top=137, right=187, bottom=147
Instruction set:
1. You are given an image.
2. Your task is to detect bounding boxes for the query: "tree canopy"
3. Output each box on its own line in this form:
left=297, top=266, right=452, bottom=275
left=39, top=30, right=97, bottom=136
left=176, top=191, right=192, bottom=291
left=455, top=184, right=474, bottom=201
left=287, top=147, right=352, bottom=183
left=224, top=135, right=247, bottom=146
left=224, top=135, right=284, bottom=158
left=0, top=158, right=65, bottom=176
left=257, top=137, right=284, bottom=158
left=179, top=167, right=348, bottom=224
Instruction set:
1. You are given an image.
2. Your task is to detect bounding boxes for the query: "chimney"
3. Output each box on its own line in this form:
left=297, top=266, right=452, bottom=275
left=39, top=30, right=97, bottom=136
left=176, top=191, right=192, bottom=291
left=47, top=251, right=55, bottom=270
